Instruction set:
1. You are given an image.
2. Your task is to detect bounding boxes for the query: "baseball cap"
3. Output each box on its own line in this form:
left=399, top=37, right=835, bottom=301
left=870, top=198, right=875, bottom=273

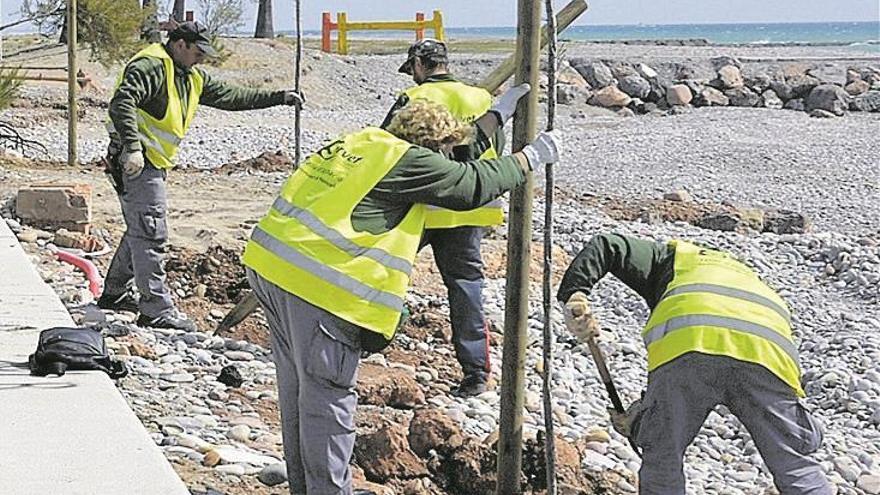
left=398, top=38, right=448, bottom=74
left=168, top=21, right=218, bottom=58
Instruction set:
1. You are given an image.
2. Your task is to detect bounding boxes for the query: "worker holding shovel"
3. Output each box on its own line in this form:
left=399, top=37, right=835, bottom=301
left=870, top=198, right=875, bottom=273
left=558, top=233, right=831, bottom=494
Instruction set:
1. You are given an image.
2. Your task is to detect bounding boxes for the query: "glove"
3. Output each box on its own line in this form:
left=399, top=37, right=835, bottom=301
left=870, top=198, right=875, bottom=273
left=283, top=90, right=305, bottom=106
left=608, top=398, right=643, bottom=439
left=119, top=148, right=145, bottom=178
left=520, top=130, right=561, bottom=170
left=563, top=291, right=600, bottom=342
left=490, top=83, right=531, bottom=124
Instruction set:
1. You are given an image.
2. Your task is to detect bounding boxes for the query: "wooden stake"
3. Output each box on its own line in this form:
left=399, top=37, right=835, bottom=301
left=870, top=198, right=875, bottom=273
left=496, top=1, right=541, bottom=493
left=67, top=0, right=78, bottom=167
left=541, top=0, right=559, bottom=492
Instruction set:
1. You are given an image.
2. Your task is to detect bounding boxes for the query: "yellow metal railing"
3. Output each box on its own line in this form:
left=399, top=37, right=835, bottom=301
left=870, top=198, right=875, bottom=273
left=322, top=10, right=445, bottom=55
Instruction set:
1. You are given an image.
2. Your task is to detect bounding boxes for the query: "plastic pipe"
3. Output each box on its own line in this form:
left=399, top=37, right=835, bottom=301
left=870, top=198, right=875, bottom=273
left=54, top=248, right=103, bottom=298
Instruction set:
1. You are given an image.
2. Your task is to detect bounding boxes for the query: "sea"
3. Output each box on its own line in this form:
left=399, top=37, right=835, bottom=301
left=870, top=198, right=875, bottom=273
left=297, top=21, right=880, bottom=52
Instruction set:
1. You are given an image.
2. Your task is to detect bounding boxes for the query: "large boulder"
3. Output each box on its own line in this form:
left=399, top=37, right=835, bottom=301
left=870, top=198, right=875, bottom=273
left=666, top=84, right=693, bottom=106
left=572, top=60, right=615, bottom=89
left=851, top=91, right=880, bottom=112
left=762, top=89, right=784, bottom=109
left=710, top=55, right=742, bottom=71
left=636, top=63, right=659, bottom=80
left=746, top=74, right=774, bottom=94
left=590, top=86, right=632, bottom=108
left=618, top=74, right=651, bottom=99
left=556, top=84, right=592, bottom=105
left=770, top=81, right=795, bottom=102
left=845, top=79, right=870, bottom=96
left=714, top=65, right=744, bottom=89
left=786, top=74, right=821, bottom=99
left=805, top=84, right=850, bottom=116
left=694, top=87, right=729, bottom=107
left=610, top=62, right=639, bottom=80
left=725, top=87, right=761, bottom=107
left=784, top=98, right=805, bottom=111
left=763, top=209, right=811, bottom=234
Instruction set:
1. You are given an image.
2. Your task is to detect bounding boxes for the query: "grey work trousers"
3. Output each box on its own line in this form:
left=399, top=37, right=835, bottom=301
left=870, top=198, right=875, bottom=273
left=247, top=268, right=361, bottom=495
left=104, top=163, right=175, bottom=317
left=419, top=226, right=489, bottom=379
left=635, top=352, right=832, bottom=495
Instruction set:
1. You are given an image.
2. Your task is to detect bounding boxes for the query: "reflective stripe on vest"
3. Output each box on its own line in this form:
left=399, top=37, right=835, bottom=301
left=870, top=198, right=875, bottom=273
left=242, top=127, right=424, bottom=338
left=643, top=240, right=804, bottom=396
left=110, top=43, right=203, bottom=170
left=403, top=81, right=504, bottom=229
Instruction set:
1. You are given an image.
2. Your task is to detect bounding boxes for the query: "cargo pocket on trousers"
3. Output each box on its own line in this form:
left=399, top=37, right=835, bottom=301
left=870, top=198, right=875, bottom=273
left=137, top=208, right=168, bottom=242
left=306, top=322, right=359, bottom=389
left=795, top=401, right=823, bottom=455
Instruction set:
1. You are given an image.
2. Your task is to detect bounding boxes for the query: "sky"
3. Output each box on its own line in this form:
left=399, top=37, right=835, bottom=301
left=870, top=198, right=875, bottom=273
left=2, top=0, right=879, bottom=33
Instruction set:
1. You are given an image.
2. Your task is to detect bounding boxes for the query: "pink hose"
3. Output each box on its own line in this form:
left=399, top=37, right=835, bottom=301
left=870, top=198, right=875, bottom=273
left=54, top=249, right=103, bottom=298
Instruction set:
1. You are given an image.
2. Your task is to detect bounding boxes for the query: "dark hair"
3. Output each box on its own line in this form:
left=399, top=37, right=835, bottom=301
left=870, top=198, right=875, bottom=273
left=420, top=56, right=447, bottom=73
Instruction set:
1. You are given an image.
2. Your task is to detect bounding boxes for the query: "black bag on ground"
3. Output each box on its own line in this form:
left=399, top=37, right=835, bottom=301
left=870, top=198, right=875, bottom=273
left=28, top=326, right=128, bottom=379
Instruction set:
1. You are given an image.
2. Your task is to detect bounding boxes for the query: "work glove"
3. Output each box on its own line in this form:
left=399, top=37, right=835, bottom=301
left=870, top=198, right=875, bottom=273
left=490, top=83, right=531, bottom=124
left=608, top=398, right=643, bottom=440
left=283, top=90, right=305, bottom=106
left=521, top=130, right=561, bottom=170
left=119, top=148, right=145, bottom=178
left=563, top=291, right=600, bottom=342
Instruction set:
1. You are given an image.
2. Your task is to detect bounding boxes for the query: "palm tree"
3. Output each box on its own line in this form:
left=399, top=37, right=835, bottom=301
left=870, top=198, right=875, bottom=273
left=254, top=0, right=273, bottom=38
left=172, top=0, right=186, bottom=21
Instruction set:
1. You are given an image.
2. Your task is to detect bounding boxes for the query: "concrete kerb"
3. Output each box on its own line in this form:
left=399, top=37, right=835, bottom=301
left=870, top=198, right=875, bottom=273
left=0, top=220, right=188, bottom=494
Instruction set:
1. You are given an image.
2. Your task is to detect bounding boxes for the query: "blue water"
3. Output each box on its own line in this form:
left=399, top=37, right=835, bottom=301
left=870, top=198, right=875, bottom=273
left=298, top=21, right=880, bottom=51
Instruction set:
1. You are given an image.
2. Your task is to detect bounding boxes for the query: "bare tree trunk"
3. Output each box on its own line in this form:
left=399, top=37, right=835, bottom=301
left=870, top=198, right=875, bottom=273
left=254, top=0, right=274, bottom=38
left=142, top=0, right=161, bottom=42
left=172, top=0, right=186, bottom=22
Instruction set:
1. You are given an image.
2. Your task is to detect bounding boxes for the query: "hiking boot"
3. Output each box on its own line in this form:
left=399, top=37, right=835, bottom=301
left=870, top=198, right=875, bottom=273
left=137, top=311, right=197, bottom=332
left=453, top=373, right=488, bottom=398
left=96, top=291, right=139, bottom=313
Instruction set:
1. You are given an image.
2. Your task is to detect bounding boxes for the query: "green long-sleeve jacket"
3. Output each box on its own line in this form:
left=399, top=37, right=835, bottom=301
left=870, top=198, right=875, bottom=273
left=351, top=128, right=525, bottom=234
left=108, top=43, right=286, bottom=154
left=557, top=233, right=676, bottom=310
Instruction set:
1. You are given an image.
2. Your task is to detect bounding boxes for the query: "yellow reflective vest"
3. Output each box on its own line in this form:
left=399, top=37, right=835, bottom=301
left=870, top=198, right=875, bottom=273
left=242, top=127, right=425, bottom=338
left=643, top=241, right=804, bottom=396
left=403, top=81, right=504, bottom=229
left=110, top=43, right=204, bottom=170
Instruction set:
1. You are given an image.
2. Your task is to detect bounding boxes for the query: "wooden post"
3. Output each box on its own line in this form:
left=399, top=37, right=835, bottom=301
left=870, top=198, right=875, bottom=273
left=337, top=12, right=348, bottom=55
left=67, top=0, right=78, bottom=167
left=496, top=0, right=541, bottom=493
left=322, top=12, right=332, bottom=53
left=433, top=10, right=445, bottom=41
left=415, top=12, right=424, bottom=41
left=479, top=0, right=587, bottom=93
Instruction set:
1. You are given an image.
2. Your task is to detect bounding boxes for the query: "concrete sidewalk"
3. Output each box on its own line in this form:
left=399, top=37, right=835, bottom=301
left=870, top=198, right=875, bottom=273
left=0, top=220, right=189, bottom=494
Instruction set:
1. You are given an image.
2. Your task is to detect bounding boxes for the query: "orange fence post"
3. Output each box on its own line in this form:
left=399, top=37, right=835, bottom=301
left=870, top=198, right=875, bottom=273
left=322, top=12, right=332, bottom=52
left=415, top=12, right=425, bottom=40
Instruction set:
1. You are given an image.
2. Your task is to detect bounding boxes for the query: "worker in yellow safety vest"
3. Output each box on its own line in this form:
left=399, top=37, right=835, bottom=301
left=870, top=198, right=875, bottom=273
left=98, top=21, right=303, bottom=332
left=381, top=38, right=521, bottom=396
left=558, top=233, right=832, bottom=494
left=243, top=96, right=560, bottom=494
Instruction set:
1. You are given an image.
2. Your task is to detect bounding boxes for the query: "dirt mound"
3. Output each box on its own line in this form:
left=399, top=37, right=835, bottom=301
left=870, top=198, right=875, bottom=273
left=165, top=245, right=248, bottom=304
left=214, top=150, right=294, bottom=174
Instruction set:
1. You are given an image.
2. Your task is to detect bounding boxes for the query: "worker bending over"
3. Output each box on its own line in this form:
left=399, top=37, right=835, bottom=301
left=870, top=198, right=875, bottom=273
left=559, top=233, right=832, bottom=494
left=242, top=93, right=559, bottom=494
left=382, top=38, right=521, bottom=396
left=99, top=21, right=303, bottom=331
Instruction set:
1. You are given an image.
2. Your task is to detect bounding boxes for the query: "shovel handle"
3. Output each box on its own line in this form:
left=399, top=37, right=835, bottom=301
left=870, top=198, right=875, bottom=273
left=586, top=336, right=625, bottom=413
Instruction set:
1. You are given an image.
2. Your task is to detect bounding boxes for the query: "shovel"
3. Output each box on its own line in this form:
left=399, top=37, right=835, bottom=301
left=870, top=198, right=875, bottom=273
left=214, top=290, right=260, bottom=336
left=581, top=331, right=643, bottom=458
